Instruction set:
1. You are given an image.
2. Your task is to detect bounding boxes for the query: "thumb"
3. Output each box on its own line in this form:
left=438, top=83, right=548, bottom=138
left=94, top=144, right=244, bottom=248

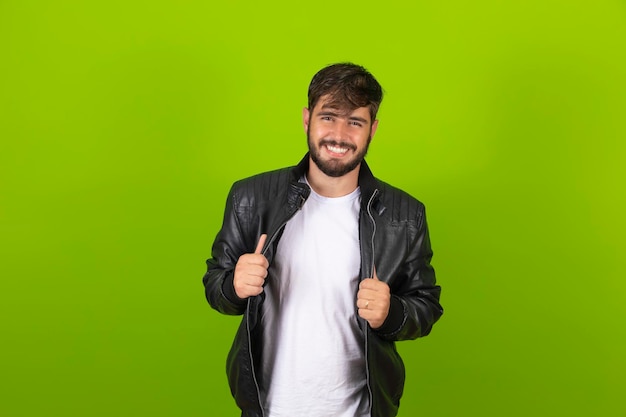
left=254, top=234, right=267, bottom=254
left=372, top=265, right=379, bottom=280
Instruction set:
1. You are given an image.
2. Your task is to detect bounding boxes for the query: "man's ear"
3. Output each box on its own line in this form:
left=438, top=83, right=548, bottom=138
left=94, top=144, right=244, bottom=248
left=302, top=107, right=310, bottom=133
left=370, top=119, right=379, bottom=138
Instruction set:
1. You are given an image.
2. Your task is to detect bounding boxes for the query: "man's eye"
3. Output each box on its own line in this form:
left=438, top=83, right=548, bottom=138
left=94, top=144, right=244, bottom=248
left=350, top=121, right=363, bottom=127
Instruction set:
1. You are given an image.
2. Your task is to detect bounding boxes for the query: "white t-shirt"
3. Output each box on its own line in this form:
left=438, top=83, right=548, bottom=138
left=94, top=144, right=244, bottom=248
left=259, top=183, right=368, bottom=417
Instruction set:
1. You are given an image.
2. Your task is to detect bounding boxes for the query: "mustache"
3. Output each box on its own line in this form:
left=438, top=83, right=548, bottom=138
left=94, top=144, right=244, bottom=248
left=318, top=139, right=357, bottom=151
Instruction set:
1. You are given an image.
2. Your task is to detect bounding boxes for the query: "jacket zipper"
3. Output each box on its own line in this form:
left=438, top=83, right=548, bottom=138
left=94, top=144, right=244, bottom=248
left=245, top=300, right=265, bottom=417
left=247, top=192, right=308, bottom=416
left=364, top=188, right=379, bottom=416
left=367, top=190, right=379, bottom=278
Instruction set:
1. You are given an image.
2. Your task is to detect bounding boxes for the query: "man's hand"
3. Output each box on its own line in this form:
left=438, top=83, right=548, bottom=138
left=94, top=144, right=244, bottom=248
left=357, top=267, right=391, bottom=329
left=233, top=234, right=268, bottom=299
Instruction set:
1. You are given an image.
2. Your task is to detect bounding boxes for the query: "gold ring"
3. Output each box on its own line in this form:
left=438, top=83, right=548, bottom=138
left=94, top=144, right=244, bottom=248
left=365, top=300, right=369, bottom=309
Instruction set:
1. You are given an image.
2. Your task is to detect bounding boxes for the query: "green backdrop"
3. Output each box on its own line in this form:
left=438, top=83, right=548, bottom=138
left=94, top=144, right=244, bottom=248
left=1, top=1, right=625, bottom=416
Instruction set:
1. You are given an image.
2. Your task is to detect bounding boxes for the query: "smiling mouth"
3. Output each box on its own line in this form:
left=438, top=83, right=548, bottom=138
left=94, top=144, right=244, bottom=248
left=321, top=140, right=355, bottom=156
left=326, top=144, right=349, bottom=154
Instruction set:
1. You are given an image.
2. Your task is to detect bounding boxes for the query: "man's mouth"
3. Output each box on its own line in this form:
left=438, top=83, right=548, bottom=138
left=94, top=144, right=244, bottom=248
left=326, top=144, right=349, bottom=154
left=321, top=141, right=355, bottom=156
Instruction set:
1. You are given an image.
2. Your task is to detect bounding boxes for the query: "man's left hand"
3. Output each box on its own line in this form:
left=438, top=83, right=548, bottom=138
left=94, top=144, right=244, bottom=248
left=357, top=267, right=391, bottom=329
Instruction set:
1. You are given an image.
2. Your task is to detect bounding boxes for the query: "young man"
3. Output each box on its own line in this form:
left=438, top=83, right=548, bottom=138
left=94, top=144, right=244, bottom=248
left=203, top=63, right=443, bottom=417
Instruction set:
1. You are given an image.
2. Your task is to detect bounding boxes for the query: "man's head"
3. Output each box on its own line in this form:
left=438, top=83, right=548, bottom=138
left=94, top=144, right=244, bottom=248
left=307, top=63, right=383, bottom=122
left=304, top=63, right=383, bottom=178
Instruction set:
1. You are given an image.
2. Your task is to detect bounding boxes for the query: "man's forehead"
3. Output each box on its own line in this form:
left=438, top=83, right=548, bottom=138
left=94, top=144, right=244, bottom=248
left=315, top=98, right=371, bottom=120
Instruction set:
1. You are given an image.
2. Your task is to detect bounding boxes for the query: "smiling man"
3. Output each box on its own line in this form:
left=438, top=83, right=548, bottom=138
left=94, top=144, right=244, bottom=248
left=203, top=63, right=443, bottom=417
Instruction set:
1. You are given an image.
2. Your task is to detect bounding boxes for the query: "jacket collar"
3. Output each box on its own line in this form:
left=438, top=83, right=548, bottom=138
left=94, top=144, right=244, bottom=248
left=291, top=153, right=381, bottom=206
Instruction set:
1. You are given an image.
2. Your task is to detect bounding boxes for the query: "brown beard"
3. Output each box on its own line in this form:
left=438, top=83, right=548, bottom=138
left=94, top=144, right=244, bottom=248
left=307, top=130, right=371, bottom=178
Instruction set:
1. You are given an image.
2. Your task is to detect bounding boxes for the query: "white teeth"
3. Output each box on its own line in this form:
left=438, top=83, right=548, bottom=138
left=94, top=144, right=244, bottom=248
left=327, top=145, right=348, bottom=154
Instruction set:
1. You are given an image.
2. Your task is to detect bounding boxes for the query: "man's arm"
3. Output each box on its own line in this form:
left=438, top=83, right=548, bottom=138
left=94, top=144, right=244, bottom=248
left=372, top=210, right=443, bottom=341
left=203, top=186, right=252, bottom=315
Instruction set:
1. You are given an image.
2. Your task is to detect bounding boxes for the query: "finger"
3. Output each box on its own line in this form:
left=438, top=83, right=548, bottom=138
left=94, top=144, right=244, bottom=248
left=372, top=265, right=379, bottom=280
left=244, top=276, right=266, bottom=287
left=359, top=280, right=382, bottom=291
left=357, top=290, right=377, bottom=305
left=243, top=254, right=269, bottom=268
left=254, top=234, right=267, bottom=254
left=247, top=265, right=268, bottom=279
left=241, top=283, right=264, bottom=298
left=357, top=288, right=372, bottom=298
left=360, top=278, right=390, bottom=293
left=358, top=307, right=375, bottom=321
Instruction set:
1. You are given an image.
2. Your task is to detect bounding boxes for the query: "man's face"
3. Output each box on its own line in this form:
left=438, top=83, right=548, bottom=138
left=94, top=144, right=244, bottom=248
left=303, top=96, right=378, bottom=178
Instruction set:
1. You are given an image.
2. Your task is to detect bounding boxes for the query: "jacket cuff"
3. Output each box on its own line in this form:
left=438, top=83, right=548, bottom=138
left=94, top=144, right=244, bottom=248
left=372, top=295, right=406, bottom=337
left=221, top=272, right=248, bottom=308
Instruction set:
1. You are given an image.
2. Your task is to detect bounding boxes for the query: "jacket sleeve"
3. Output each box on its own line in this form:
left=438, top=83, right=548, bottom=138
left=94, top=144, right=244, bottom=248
left=202, top=184, right=250, bottom=316
left=373, top=207, right=443, bottom=341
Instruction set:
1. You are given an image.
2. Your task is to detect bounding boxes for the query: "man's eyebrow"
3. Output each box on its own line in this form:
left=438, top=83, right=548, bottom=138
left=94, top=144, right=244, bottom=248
left=317, top=110, right=369, bottom=124
left=348, top=115, right=368, bottom=124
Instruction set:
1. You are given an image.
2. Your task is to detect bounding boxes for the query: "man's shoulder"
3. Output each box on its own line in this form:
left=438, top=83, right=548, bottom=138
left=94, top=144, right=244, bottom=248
left=233, top=166, right=294, bottom=186
left=377, top=179, right=424, bottom=205
left=230, top=166, right=295, bottom=199
left=375, top=178, right=427, bottom=222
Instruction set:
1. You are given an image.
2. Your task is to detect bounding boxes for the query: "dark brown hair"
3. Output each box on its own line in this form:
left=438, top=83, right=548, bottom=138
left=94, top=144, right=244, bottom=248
left=307, top=63, right=383, bottom=121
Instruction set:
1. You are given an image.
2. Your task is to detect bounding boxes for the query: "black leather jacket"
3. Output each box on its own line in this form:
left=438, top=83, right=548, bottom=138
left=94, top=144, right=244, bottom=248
left=203, top=154, right=443, bottom=417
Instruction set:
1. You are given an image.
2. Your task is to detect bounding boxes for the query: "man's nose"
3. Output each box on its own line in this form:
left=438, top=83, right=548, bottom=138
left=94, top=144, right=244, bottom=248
left=333, top=121, right=349, bottom=140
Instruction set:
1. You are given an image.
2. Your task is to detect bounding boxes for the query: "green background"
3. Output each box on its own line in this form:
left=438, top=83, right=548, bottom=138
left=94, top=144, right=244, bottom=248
left=1, top=0, right=625, bottom=416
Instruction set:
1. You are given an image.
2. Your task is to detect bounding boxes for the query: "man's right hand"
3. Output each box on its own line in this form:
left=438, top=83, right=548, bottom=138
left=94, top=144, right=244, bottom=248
left=233, top=234, right=269, bottom=299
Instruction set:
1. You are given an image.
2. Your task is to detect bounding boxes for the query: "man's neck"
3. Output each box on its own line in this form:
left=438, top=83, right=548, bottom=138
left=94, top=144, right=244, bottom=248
left=306, top=158, right=360, bottom=198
